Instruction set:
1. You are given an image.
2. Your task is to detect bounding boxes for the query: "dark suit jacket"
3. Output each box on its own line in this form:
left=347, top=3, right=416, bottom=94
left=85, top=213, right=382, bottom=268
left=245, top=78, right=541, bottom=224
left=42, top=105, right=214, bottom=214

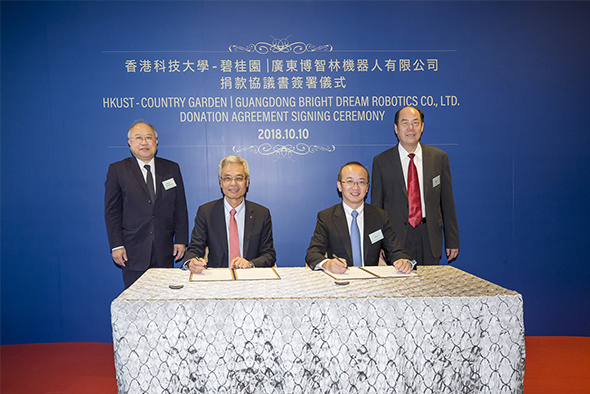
left=104, top=156, right=189, bottom=271
left=371, top=143, right=459, bottom=259
left=305, top=203, right=410, bottom=270
left=184, top=198, right=276, bottom=268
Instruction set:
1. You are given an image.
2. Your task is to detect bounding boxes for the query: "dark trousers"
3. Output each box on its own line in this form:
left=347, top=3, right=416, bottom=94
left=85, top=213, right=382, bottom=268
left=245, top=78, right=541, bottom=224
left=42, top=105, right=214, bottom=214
left=122, top=243, right=156, bottom=289
left=404, top=220, right=440, bottom=266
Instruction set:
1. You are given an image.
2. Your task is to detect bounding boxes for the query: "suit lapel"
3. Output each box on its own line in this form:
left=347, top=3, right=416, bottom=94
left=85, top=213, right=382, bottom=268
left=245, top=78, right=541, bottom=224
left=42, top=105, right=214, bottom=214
left=213, top=199, right=229, bottom=263
left=242, top=201, right=254, bottom=258
left=128, top=157, right=151, bottom=199
left=391, top=144, right=408, bottom=197
left=421, top=144, right=433, bottom=200
left=333, top=204, right=352, bottom=263
left=153, top=158, right=163, bottom=203
left=362, top=206, right=376, bottom=262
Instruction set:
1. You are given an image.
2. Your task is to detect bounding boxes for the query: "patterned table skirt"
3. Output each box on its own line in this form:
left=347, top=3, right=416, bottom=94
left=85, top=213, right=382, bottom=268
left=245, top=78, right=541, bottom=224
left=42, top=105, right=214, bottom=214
left=111, top=266, right=525, bottom=393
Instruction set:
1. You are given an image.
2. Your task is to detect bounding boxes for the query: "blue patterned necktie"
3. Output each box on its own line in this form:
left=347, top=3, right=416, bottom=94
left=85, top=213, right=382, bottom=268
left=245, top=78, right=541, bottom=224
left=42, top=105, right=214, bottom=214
left=351, top=210, right=362, bottom=266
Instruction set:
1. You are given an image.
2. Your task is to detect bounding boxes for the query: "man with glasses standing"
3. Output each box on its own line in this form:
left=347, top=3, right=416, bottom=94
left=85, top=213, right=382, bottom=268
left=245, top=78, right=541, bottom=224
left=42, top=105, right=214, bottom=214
left=306, top=161, right=413, bottom=275
left=105, top=120, right=189, bottom=288
left=183, top=155, right=276, bottom=273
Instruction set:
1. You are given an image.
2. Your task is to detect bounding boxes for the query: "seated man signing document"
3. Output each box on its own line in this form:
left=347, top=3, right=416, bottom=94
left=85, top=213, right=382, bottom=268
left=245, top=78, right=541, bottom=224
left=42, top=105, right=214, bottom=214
left=306, top=162, right=414, bottom=275
left=183, top=155, right=276, bottom=274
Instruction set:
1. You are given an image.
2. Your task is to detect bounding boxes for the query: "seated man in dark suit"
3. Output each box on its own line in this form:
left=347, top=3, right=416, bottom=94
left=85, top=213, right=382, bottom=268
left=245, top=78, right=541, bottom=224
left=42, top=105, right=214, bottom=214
left=306, top=161, right=413, bottom=275
left=183, top=155, right=276, bottom=273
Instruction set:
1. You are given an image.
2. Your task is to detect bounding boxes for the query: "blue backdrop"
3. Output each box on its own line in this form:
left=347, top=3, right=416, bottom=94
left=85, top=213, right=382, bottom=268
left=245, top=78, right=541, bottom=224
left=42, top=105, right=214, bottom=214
left=2, top=0, right=589, bottom=344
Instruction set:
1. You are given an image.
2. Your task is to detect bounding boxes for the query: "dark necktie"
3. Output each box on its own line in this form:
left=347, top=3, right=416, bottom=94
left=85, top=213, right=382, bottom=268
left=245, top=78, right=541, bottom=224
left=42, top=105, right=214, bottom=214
left=144, top=164, right=155, bottom=201
left=351, top=210, right=362, bottom=266
left=407, top=153, right=423, bottom=227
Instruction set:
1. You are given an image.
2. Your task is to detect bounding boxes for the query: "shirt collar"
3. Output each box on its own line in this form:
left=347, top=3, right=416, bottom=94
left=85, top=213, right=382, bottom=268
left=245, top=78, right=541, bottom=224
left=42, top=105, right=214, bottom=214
left=342, top=201, right=364, bottom=216
left=398, top=143, right=422, bottom=161
left=224, top=197, right=245, bottom=214
left=135, top=157, right=155, bottom=170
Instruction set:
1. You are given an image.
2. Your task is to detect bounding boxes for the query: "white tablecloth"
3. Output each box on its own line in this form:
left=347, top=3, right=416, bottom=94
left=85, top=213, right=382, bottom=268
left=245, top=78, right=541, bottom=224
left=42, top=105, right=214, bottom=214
left=111, top=266, right=525, bottom=393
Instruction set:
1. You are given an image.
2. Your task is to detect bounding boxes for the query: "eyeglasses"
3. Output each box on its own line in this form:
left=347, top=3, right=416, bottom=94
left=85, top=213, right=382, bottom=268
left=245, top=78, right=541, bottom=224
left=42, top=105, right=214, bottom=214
left=220, top=176, right=247, bottom=184
left=342, top=179, right=368, bottom=187
left=131, top=135, right=156, bottom=142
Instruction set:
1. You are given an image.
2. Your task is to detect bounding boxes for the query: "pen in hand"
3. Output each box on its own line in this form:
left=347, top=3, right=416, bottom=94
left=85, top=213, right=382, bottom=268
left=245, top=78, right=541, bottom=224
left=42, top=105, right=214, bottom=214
left=190, top=257, right=207, bottom=274
left=332, top=254, right=349, bottom=271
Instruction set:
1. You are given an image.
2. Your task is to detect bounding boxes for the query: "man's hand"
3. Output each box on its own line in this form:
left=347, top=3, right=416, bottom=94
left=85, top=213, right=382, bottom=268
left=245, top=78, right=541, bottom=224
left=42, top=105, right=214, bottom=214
left=393, top=258, right=412, bottom=274
left=446, top=248, right=459, bottom=263
left=112, top=247, right=127, bottom=267
left=230, top=257, right=253, bottom=269
left=173, top=244, right=186, bottom=261
left=188, top=257, right=207, bottom=274
left=324, top=258, right=348, bottom=274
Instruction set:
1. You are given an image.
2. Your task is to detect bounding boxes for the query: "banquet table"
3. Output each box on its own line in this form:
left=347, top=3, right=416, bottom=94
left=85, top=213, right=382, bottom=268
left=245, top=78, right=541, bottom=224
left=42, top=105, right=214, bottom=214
left=111, top=266, right=525, bottom=393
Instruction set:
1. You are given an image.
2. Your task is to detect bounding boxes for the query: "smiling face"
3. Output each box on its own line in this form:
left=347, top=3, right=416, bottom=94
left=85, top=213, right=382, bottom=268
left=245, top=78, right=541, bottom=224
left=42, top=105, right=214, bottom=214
left=337, top=163, right=369, bottom=209
left=128, top=122, right=158, bottom=163
left=394, top=106, right=424, bottom=152
left=219, top=162, right=249, bottom=207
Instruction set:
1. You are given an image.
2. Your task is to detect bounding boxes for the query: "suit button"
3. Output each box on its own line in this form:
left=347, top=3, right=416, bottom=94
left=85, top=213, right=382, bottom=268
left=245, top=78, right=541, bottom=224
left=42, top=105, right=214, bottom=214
left=148, top=200, right=152, bottom=204
left=152, top=216, right=155, bottom=219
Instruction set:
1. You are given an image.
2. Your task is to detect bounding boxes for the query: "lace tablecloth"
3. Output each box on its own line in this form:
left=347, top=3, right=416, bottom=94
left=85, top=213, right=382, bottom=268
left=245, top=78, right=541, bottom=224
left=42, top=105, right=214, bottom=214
left=111, top=266, right=525, bottom=393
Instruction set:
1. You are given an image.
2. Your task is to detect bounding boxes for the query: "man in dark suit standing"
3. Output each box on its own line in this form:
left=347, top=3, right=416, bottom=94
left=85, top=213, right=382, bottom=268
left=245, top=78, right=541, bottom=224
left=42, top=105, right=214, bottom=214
left=105, top=120, right=189, bottom=288
left=183, top=155, right=276, bottom=273
left=306, top=162, right=413, bottom=274
left=372, top=106, right=459, bottom=266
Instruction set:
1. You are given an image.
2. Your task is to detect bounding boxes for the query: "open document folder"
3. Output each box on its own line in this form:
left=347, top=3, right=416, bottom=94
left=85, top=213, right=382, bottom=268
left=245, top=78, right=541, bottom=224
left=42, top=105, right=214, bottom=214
left=323, top=266, right=417, bottom=281
left=189, top=267, right=280, bottom=281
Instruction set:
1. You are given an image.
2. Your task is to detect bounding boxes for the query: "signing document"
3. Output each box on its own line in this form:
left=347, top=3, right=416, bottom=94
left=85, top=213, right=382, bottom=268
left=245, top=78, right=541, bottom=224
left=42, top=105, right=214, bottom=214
left=361, top=265, right=418, bottom=278
left=323, top=266, right=417, bottom=281
left=234, top=267, right=280, bottom=280
left=190, top=267, right=280, bottom=281
left=190, top=268, right=235, bottom=282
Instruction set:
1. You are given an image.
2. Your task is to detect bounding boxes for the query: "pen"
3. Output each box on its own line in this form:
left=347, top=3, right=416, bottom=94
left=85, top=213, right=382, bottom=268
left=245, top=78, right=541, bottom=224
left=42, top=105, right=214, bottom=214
left=332, top=254, right=348, bottom=269
left=194, top=257, right=207, bottom=271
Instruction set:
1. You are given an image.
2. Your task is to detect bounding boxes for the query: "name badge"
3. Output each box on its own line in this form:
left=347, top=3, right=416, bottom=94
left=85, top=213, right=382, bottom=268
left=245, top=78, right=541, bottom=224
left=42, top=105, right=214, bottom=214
left=162, top=178, right=177, bottom=190
left=369, top=229, right=384, bottom=244
left=432, top=175, right=441, bottom=188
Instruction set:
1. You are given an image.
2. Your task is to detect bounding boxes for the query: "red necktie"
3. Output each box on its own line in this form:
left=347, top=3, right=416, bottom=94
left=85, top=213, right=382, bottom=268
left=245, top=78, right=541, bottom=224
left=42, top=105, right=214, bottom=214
left=229, top=208, right=240, bottom=264
left=407, top=153, right=423, bottom=228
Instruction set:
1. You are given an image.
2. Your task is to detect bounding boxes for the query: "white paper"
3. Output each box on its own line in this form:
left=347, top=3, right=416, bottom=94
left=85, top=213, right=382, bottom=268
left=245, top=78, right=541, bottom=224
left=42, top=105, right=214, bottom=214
left=234, top=267, right=280, bottom=280
left=323, top=266, right=378, bottom=280
left=361, top=265, right=418, bottom=278
left=190, top=268, right=234, bottom=281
